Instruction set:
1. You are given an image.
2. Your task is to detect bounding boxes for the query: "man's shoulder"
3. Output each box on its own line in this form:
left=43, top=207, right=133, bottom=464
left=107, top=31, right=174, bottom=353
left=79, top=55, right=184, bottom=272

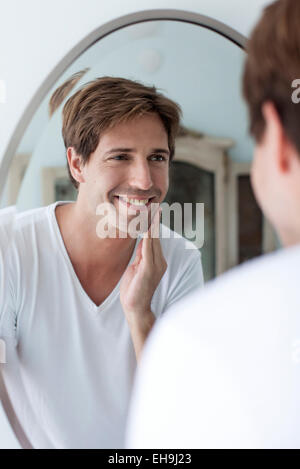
left=0, top=204, right=54, bottom=253
left=14, top=205, right=51, bottom=228
left=212, top=243, right=300, bottom=298
left=162, top=244, right=300, bottom=332
left=0, top=207, right=17, bottom=260
left=0, top=206, right=17, bottom=240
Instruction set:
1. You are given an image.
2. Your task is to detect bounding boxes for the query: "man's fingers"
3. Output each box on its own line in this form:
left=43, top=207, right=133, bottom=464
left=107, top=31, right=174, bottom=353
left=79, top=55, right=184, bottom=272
left=142, top=231, right=153, bottom=264
left=149, top=206, right=160, bottom=239
left=132, top=239, right=143, bottom=266
left=152, top=236, right=164, bottom=264
left=140, top=205, right=162, bottom=266
left=149, top=207, right=165, bottom=267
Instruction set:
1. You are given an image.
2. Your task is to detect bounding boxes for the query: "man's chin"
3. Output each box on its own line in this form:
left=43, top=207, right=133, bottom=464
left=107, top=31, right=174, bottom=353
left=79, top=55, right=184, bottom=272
left=117, top=212, right=150, bottom=237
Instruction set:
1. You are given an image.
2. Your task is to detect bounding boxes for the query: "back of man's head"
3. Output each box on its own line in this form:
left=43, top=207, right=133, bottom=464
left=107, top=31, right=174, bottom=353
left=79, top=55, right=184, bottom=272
left=243, top=0, right=300, bottom=153
left=243, top=0, right=300, bottom=246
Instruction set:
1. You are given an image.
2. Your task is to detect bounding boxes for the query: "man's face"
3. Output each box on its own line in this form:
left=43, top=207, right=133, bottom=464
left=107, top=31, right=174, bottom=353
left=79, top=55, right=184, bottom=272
left=78, top=112, right=170, bottom=234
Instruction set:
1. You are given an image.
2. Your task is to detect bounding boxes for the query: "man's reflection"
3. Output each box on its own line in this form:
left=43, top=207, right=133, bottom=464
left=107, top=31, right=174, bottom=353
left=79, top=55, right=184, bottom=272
left=0, top=77, right=203, bottom=448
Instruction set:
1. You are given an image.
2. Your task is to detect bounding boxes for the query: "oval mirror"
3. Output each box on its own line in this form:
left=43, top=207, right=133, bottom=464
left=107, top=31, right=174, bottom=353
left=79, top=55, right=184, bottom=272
left=0, top=10, right=278, bottom=449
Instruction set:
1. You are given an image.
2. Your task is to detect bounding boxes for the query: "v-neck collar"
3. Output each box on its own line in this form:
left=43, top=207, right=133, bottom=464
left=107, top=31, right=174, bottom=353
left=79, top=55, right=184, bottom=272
left=48, top=200, right=139, bottom=313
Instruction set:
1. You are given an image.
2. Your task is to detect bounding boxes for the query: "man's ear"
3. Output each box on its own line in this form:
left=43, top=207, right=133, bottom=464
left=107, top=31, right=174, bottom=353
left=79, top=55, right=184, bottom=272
left=261, top=101, right=290, bottom=173
left=67, top=147, right=86, bottom=184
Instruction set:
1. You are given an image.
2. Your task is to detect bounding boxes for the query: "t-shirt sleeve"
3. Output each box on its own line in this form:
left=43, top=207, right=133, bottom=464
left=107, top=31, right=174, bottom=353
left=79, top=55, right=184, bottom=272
left=0, top=208, right=17, bottom=340
left=163, top=244, right=204, bottom=314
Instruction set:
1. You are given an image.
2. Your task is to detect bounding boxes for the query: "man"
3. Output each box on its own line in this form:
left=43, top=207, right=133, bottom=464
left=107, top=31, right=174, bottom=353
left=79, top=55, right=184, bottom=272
left=126, top=0, right=300, bottom=449
left=0, top=77, right=204, bottom=448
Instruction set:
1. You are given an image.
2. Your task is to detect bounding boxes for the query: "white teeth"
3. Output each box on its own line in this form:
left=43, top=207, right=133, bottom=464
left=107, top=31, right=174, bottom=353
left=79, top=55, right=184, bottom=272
left=120, top=197, right=149, bottom=206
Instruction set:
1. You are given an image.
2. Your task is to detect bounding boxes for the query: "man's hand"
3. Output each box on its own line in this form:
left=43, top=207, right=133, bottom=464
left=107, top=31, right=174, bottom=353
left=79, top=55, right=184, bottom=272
left=120, top=209, right=167, bottom=360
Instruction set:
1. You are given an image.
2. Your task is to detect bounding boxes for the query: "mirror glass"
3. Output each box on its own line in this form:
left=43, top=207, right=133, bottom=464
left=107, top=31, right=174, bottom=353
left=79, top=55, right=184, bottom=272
left=0, top=18, right=279, bottom=448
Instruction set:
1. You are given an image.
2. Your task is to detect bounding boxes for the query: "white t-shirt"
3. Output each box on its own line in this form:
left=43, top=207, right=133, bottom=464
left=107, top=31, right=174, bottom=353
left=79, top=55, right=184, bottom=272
left=0, top=201, right=203, bottom=449
left=126, top=244, right=300, bottom=449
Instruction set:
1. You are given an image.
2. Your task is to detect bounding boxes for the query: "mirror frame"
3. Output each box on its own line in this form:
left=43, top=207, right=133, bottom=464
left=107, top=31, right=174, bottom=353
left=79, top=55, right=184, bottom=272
left=0, top=9, right=246, bottom=449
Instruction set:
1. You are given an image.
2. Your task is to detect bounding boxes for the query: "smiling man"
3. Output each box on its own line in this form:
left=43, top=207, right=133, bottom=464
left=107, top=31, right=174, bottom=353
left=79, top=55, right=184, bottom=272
left=0, top=76, right=203, bottom=448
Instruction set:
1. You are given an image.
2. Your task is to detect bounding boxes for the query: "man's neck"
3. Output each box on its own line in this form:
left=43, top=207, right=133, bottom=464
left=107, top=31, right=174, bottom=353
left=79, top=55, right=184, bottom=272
left=278, top=226, right=300, bottom=248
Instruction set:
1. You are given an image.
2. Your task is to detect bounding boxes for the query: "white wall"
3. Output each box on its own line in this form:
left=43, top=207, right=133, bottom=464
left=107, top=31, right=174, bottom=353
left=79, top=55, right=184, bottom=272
left=0, top=0, right=271, bottom=449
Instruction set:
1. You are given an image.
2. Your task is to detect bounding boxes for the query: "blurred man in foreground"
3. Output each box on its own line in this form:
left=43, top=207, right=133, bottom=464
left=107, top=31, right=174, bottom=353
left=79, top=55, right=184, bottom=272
left=126, top=0, right=300, bottom=449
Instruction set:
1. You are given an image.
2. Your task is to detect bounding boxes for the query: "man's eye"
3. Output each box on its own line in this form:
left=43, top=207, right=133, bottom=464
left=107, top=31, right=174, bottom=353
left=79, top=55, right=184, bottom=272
left=150, top=155, right=167, bottom=162
left=112, top=154, right=128, bottom=160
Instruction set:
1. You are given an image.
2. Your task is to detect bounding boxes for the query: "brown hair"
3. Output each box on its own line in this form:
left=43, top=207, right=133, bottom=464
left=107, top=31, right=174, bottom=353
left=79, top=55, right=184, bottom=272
left=48, top=68, right=90, bottom=117
left=243, top=0, right=300, bottom=153
left=59, top=76, right=182, bottom=189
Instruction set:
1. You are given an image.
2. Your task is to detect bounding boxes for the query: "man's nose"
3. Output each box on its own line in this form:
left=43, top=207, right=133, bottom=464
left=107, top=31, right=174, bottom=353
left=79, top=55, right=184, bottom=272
left=130, top=161, right=154, bottom=191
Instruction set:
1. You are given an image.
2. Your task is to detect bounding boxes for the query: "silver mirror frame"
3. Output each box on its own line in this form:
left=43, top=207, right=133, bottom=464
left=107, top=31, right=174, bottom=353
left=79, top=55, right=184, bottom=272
left=0, top=9, right=246, bottom=448
left=0, top=366, right=33, bottom=449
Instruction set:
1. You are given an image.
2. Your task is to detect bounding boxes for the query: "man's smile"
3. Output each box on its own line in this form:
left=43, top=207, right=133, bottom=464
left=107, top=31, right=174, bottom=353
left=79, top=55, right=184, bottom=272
left=113, top=195, right=156, bottom=210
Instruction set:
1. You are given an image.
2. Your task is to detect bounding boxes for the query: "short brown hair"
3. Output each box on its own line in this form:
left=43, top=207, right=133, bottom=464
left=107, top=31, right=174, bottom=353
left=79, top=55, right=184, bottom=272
left=48, top=68, right=89, bottom=117
left=243, top=0, right=300, bottom=153
left=60, top=76, right=182, bottom=189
